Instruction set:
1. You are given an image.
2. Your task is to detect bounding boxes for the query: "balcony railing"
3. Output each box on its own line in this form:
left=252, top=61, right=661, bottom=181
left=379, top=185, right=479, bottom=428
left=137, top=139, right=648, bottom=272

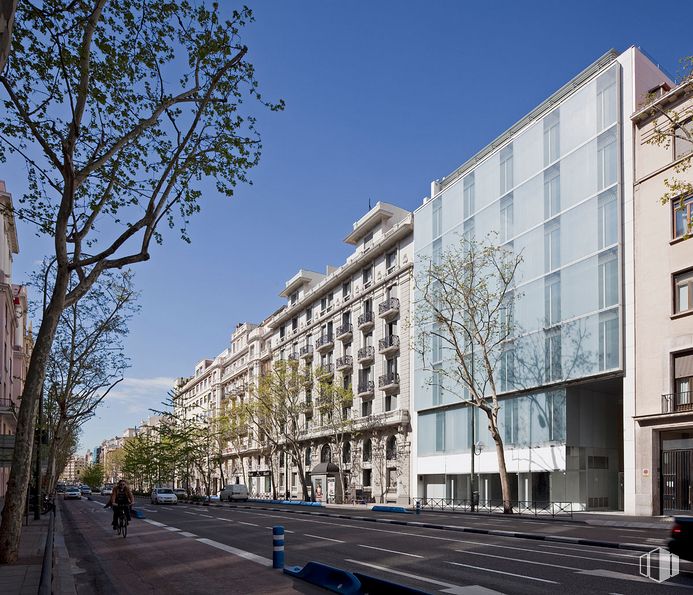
left=378, top=334, right=400, bottom=354
left=357, top=346, right=375, bottom=363
left=357, top=380, right=375, bottom=397
left=662, top=391, right=693, bottom=414
left=317, top=363, right=334, bottom=379
left=287, top=352, right=299, bottom=361
left=379, top=297, right=400, bottom=319
left=336, top=355, right=353, bottom=371
left=316, top=334, right=334, bottom=352
left=357, top=311, right=375, bottom=329
left=379, top=372, right=400, bottom=391
left=336, top=323, right=353, bottom=341
left=299, top=345, right=314, bottom=360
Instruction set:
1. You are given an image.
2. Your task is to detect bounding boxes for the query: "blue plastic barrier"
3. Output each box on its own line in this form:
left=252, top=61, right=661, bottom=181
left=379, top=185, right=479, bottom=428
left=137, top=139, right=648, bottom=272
left=284, top=562, right=361, bottom=594
left=371, top=505, right=411, bottom=514
left=131, top=508, right=146, bottom=519
left=272, top=526, right=285, bottom=569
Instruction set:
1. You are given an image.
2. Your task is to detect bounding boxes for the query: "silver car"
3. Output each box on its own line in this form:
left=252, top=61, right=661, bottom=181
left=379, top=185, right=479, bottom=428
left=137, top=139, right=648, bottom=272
left=151, top=487, right=177, bottom=505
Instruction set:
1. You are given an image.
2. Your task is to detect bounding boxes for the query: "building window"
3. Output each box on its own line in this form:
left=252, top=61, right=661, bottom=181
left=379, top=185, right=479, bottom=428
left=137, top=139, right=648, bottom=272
left=544, top=109, right=560, bottom=165
left=291, top=317, right=298, bottom=332
left=342, top=281, right=351, bottom=299
left=432, top=238, right=442, bottom=265
left=599, top=249, right=618, bottom=309
left=289, top=291, right=298, bottom=306
left=544, top=273, right=561, bottom=327
left=674, top=269, right=693, bottom=314
left=431, top=327, right=442, bottom=364
left=674, top=196, right=693, bottom=239
left=363, top=439, right=372, bottom=462
left=463, top=173, right=475, bottom=219
left=544, top=220, right=560, bottom=273
left=432, top=364, right=443, bottom=406
left=597, top=130, right=617, bottom=190
left=342, top=442, right=351, bottom=464
left=674, top=118, right=693, bottom=160
left=361, top=400, right=372, bottom=416
left=674, top=351, right=693, bottom=401
left=304, top=447, right=312, bottom=468
left=500, top=144, right=513, bottom=195
left=463, top=218, right=475, bottom=243
left=598, top=310, right=619, bottom=371
left=386, top=436, right=397, bottom=460
left=362, top=266, right=373, bottom=288
left=280, top=326, right=286, bottom=340
left=385, top=394, right=396, bottom=411
left=320, top=444, right=331, bottom=463
left=432, top=196, right=442, bottom=238
left=544, top=165, right=560, bottom=220
left=306, top=306, right=312, bottom=322
left=435, top=411, right=445, bottom=452
left=500, top=194, right=513, bottom=242
left=386, top=249, right=397, bottom=273
left=500, top=346, right=515, bottom=392
left=363, top=231, right=373, bottom=249
left=596, top=67, right=617, bottom=131
left=363, top=469, right=372, bottom=488
left=544, top=329, right=562, bottom=382
left=598, top=190, right=618, bottom=249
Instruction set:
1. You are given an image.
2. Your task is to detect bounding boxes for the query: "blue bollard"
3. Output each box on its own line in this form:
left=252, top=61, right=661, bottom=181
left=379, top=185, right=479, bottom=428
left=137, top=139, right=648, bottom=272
left=273, top=525, right=285, bottom=569
left=415, top=500, right=420, bottom=515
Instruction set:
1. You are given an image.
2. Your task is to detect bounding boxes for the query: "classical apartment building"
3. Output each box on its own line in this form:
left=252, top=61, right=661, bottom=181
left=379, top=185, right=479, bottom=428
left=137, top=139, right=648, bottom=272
left=0, top=181, right=31, bottom=499
left=630, top=79, right=693, bottom=515
left=268, top=202, right=413, bottom=504
left=412, top=48, right=669, bottom=510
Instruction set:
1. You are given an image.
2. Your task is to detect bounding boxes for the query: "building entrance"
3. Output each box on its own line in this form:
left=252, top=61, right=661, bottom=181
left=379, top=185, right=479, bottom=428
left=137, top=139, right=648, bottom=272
left=662, top=448, right=693, bottom=513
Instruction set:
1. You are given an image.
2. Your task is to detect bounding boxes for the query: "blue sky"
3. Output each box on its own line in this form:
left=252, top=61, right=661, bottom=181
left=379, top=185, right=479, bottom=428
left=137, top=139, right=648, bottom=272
left=5, top=1, right=691, bottom=452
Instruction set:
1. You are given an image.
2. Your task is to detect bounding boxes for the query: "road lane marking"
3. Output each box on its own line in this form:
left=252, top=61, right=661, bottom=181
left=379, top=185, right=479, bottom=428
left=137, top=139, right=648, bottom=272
left=239, top=521, right=258, bottom=527
left=196, top=538, right=272, bottom=567
left=537, top=543, right=641, bottom=559
left=143, top=519, right=167, bottom=528
left=358, top=544, right=423, bottom=558
left=304, top=533, right=345, bottom=543
left=455, top=549, right=579, bottom=571
left=345, top=559, right=493, bottom=594
left=179, top=531, right=198, bottom=538
left=164, top=527, right=181, bottom=532
left=576, top=568, right=681, bottom=585
left=183, top=511, right=198, bottom=516
left=198, top=514, right=214, bottom=518
left=217, top=517, right=234, bottom=522
left=447, top=561, right=559, bottom=584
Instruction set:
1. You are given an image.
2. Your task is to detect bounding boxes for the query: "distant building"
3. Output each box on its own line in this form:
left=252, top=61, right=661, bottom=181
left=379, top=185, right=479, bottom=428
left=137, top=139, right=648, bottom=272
left=0, top=181, right=31, bottom=499
left=630, top=79, right=693, bottom=515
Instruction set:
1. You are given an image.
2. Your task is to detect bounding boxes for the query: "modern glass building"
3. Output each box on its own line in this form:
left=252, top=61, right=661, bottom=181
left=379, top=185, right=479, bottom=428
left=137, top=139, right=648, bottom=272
left=412, top=48, right=669, bottom=510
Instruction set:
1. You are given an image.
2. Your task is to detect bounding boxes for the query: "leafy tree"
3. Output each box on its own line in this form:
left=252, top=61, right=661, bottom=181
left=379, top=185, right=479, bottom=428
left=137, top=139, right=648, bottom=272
left=414, top=234, right=522, bottom=514
left=81, top=463, right=104, bottom=489
left=0, top=1, right=282, bottom=562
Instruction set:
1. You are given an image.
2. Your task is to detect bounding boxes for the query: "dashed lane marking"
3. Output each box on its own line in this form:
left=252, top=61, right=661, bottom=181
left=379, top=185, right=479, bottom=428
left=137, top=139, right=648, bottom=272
left=447, top=561, right=559, bottom=584
left=143, top=519, right=167, bottom=528
left=164, top=527, right=181, bottom=532
left=216, top=517, right=233, bottom=522
left=238, top=521, right=258, bottom=527
left=455, top=549, right=581, bottom=572
left=198, top=514, right=214, bottom=518
left=358, top=544, right=423, bottom=558
left=304, top=533, right=345, bottom=543
left=179, top=531, right=198, bottom=538
left=196, top=538, right=272, bottom=567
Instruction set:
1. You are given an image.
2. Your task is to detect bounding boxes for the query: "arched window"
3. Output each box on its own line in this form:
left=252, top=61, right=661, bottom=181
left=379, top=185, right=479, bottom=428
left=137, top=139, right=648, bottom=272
left=363, top=438, right=372, bottom=462
left=342, top=442, right=351, bottom=465
left=386, top=435, right=397, bottom=460
left=320, top=444, right=331, bottom=463
left=305, top=447, right=312, bottom=468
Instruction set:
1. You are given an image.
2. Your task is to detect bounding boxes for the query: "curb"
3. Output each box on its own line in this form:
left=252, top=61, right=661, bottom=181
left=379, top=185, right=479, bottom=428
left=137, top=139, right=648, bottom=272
left=53, top=505, right=78, bottom=594
left=222, top=502, right=655, bottom=553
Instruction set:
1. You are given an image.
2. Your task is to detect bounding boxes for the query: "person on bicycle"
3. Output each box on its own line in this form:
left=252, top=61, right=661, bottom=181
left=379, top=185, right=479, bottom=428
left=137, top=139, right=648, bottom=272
left=106, top=479, right=134, bottom=529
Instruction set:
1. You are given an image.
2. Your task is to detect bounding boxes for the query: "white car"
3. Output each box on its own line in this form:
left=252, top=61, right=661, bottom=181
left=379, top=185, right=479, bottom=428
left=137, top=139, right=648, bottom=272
left=151, top=487, right=177, bottom=505
left=64, top=486, right=81, bottom=500
left=101, top=485, right=113, bottom=496
left=218, top=484, right=249, bottom=502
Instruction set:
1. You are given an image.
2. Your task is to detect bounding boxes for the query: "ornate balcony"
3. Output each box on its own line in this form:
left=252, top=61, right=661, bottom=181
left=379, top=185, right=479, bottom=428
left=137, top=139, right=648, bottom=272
left=378, top=335, right=400, bottom=355
left=336, top=323, right=353, bottom=342
left=379, top=297, right=400, bottom=320
left=299, top=345, right=314, bottom=360
left=357, top=380, right=375, bottom=399
left=317, top=363, right=334, bottom=380
left=287, top=352, right=299, bottom=361
left=336, top=355, right=353, bottom=371
left=662, top=391, right=693, bottom=414
left=379, top=372, right=400, bottom=393
left=316, top=334, right=334, bottom=353
left=357, top=346, right=375, bottom=364
left=357, top=311, right=375, bottom=331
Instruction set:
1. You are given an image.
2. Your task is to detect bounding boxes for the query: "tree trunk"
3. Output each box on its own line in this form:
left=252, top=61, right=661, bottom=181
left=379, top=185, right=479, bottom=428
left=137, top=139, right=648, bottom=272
left=0, top=276, right=67, bottom=563
left=489, top=420, right=513, bottom=514
left=0, top=0, right=17, bottom=75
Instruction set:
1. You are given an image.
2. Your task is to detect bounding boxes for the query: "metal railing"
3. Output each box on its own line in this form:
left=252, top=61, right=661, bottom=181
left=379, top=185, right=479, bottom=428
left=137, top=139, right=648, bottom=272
left=357, top=380, right=375, bottom=395
left=357, top=346, right=375, bottom=361
left=357, top=311, right=374, bottom=327
left=336, top=323, right=353, bottom=338
left=316, top=335, right=334, bottom=349
left=336, top=355, right=353, bottom=369
left=379, top=372, right=400, bottom=388
left=411, top=497, right=573, bottom=517
left=378, top=335, right=400, bottom=352
left=379, top=297, right=400, bottom=316
left=662, top=391, right=693, bottom=413
left=299, top=345, right=313, bottom=358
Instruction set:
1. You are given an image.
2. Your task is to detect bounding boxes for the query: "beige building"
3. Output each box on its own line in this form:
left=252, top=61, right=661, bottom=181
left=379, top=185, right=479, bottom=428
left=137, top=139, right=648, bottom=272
left=631, top=79, right=693, bottom=515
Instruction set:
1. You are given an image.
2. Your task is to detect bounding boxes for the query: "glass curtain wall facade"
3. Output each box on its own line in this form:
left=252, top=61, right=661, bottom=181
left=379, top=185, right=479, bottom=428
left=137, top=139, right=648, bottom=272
left=414, top=61, right=623, bottom=509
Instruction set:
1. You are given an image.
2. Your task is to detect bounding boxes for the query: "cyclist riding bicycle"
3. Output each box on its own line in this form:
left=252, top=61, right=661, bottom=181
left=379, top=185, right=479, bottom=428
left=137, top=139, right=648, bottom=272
left=106, top=479, right=134, bottom=530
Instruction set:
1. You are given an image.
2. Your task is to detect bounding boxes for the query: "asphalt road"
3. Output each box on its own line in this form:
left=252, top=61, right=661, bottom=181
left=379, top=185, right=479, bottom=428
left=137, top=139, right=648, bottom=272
left=64, top=496, right=692, bottom=594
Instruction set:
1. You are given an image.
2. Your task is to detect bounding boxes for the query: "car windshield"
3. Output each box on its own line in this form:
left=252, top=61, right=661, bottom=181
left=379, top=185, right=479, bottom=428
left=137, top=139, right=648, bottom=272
left=157, top=489, right=173, bottom=494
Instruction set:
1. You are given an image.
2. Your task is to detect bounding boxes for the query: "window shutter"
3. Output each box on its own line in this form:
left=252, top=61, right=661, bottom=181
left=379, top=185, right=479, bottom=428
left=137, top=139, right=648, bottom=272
left=675, top=353, right=693, bottom=378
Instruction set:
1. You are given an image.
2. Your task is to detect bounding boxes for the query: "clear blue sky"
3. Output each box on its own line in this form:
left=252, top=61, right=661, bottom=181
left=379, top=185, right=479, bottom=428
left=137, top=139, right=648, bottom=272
left=5, top=0, right=691, bottom=452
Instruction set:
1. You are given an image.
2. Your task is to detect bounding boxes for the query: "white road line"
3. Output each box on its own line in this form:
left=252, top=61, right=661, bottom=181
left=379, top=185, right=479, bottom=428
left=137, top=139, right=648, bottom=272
left=196, top=538, right=272, bottom=567
left=447, top=561, right=559, bottom=584
left=183, top=511, right=198, bottom=516
left=304, top=533, right=345, bottom=543
left=179, top=531, right=198, bottom=538
left=143, top=519, right=167, bottom=528
left=216, top=517, right=233, bottom=522
left=164, top=526, right=181, bottom=532
left=454, top=539, right=638, bottom=567
left=537, top=543, right=640, bottom=559
left=345, top=559, right=473, bottom=594
left=358, top=544, right=423, bottom=558
left=198, top=514, right=214, bottom=518
left=239, top=521, right=258, bottom=527
left=455, top=549, right=580, bottom=572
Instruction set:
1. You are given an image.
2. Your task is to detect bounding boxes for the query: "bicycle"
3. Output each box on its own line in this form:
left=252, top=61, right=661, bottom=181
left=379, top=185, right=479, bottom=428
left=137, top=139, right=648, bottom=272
left=114, top=504, right=129, bottom=538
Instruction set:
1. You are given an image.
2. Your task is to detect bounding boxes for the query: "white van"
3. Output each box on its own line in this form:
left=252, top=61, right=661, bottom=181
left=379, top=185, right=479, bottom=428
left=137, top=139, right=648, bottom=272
left=219, top=484, right=249, bottom=502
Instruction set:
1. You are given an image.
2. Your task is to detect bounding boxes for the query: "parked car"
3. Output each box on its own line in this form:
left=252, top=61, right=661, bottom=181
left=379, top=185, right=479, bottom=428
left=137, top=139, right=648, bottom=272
left=151, top=487, right=178, bottom=505
left=219, top=484, right=249, bottom=502
left=173, top=488, right=187, bottom=498
left=101, top=484, right=113, bottom=496
left=669, top=516, right=693, bottom=561
left=64, top=486, right=81, bottom=500
left=80, top=485, right=92, bottom=496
